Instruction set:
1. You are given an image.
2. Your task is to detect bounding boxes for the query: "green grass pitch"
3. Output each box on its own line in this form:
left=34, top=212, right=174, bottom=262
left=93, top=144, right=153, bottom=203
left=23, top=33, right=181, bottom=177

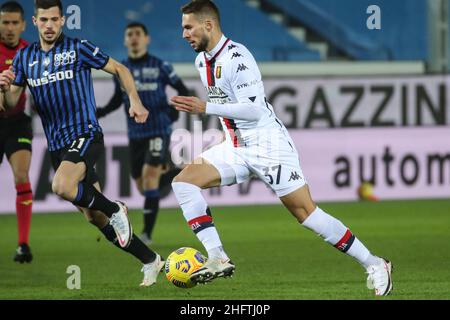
left=0, top=199, right=449, bottom=300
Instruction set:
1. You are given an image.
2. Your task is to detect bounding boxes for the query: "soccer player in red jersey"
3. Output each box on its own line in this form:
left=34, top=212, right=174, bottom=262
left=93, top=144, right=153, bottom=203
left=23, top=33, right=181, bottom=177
left=0, top=1, right=33, bottom=263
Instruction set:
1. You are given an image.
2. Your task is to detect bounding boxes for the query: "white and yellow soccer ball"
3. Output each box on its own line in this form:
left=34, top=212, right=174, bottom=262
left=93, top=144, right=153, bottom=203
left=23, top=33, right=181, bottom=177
left=165, top=247, right=206, bottom=288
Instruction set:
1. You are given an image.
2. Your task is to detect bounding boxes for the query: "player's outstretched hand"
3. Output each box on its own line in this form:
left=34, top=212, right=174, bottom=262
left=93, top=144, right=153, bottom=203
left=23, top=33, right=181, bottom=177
left=171, top=96, right=206, bottom=114
left=0, top=67, right=15, bottom=93
left=129, top=100, right=149, bottom=123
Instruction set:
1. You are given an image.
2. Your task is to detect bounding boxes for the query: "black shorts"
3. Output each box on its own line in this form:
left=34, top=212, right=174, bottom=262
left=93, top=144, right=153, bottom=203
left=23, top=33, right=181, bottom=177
left=0, top=113, right=33, bottom=164
left=129, top=135, right=171, bottom=179
left=50, top=132, right=104, bottom=185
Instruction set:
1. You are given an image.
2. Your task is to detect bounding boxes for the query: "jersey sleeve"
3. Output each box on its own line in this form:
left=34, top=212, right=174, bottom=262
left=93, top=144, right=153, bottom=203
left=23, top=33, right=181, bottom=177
left=12, top=50, right=26, bottom=87
left=78, top=40, right=110, bottom=70
left=205, top=49, right=265, bottom=122
left=229, top=49, right=264, bottom=105
left=161, top=61, right=181, bottom=86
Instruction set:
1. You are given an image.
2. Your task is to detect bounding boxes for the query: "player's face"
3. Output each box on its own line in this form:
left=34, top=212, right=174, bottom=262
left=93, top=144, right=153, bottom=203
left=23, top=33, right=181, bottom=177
left=0, top=12, right=25, bottom=47
left=33, top=7, right=65, bottom=45
left=124, top=27, right=150, bottom=55
left=182, top=13, right=209, bottom=53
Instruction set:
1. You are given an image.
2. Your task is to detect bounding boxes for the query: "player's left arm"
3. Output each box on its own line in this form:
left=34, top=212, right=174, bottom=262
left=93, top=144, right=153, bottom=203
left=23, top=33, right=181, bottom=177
left=171, top=52, right=265, bottom=121
left=102, top=58, right=148, bottom=124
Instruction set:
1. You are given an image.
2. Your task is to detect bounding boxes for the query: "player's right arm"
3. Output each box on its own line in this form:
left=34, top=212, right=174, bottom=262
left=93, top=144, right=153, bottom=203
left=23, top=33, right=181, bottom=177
left=0, top=68, right=24, bottom=111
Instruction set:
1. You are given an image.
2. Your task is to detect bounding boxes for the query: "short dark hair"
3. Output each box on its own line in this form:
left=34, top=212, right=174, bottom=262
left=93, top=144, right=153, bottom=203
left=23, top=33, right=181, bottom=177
left=0, top=1, right=25, bottom=19
left=35, top=0, right=63, bottom=16
left=181, top=0, right=221, bottom=24
left=126, top=22, right=149, bottom=35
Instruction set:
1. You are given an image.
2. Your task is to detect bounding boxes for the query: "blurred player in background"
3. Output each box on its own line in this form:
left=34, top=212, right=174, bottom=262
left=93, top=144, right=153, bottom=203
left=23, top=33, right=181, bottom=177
left=97, top=22, right=189, bottom=245
left=0, top=0, right=164, bottom=286
left=171, top=0, right=393, bottom=296
left=0, top=1, right=33, bottom=263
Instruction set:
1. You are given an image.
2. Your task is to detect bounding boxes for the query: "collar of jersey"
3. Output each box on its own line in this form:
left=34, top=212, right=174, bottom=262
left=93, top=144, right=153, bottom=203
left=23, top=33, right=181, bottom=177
left=204, top=34, right=229, bottom=62
left=128, top=52, right=150, bottom=63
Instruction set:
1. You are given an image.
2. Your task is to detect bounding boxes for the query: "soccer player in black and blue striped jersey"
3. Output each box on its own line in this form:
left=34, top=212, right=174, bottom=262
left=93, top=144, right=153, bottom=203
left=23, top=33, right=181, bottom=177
left=97, top=22, right=189, bottom=245
left=0, top=0, right=164, bottom=286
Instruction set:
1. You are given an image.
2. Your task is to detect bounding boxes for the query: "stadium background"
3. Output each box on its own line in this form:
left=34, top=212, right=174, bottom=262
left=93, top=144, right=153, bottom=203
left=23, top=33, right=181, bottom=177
left=0, top=0, right=449, bottom=300
left=1, top=0, right=449, bottom=213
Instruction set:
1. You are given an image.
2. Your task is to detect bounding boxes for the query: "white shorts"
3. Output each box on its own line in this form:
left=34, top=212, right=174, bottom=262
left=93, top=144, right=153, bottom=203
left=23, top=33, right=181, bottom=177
left=200, top=128, right=307, bottom=198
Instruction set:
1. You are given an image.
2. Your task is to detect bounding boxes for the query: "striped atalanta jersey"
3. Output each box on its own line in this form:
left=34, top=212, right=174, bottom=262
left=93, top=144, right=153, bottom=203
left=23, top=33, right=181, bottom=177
left=195, top=35, right=281, bottom=147
left=12, top=34, right=108, bottom=151
left=118, top=53, right=180, bottom=139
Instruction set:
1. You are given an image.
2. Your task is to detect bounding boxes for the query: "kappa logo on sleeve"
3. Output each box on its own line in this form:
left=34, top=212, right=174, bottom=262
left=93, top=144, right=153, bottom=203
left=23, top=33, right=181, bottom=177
left=231, top=52, right=243, bottom=59
left=236, top=63, right=249, bottom=73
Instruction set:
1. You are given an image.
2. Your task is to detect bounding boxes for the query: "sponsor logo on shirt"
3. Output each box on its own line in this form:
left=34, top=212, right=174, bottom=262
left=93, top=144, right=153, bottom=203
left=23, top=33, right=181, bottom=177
left=135, top=80, right=158, bottom=91
left=54, top=50, right=76, bottom=67
left=206, top=86, right=230, bottom=104
left=236, top=79, right=259, bottom=90
left=27, top=70, right=74, bottom=87
left=142, top=67, right=160, bottom=80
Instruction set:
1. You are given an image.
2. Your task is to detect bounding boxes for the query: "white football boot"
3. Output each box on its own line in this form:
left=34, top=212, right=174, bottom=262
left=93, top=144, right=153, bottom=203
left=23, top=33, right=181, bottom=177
left=140, top=254, right=165, bottom=287
left=190, top=257, right=235, bottom=284
left=366, top=258, right=393, bottom=296
left=109, top=201, right=132, bottom=248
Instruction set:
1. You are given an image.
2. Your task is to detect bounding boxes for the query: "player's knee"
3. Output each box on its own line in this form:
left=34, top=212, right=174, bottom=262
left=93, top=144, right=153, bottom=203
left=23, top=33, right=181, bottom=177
left=172, top=166, right=201, bottom=185
left=51, top=178, right=65, bottom=197
left=143, top=165, right=161, bottom=181
left=172, top=170, right=189, bottom=184
left=173, top=171, right=218, bottom=189
left=51, top=175, right=76, bottom=199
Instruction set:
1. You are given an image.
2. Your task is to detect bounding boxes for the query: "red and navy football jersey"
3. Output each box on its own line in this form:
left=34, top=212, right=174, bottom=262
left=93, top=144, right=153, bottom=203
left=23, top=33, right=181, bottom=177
left=0, top=38, right=28, bottom=118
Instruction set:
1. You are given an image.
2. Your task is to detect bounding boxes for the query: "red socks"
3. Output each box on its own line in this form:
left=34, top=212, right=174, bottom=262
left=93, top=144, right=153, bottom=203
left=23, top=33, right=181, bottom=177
left=16, top=183, right=33, bottom=245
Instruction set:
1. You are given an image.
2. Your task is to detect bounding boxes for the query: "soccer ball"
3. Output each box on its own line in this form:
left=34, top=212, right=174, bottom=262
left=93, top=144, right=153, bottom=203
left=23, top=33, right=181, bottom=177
left=164, top=247, right=206, bottom=288
left=357, top=182, right=379, bottom=201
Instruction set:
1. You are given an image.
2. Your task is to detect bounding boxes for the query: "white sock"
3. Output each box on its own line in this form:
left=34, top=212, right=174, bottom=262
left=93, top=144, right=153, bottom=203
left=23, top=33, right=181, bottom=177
left=172, top=182, right=228, bottom=259
left=302, top=207, right=381, bottom=268
left=207, top=246, right=229, bottom=261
